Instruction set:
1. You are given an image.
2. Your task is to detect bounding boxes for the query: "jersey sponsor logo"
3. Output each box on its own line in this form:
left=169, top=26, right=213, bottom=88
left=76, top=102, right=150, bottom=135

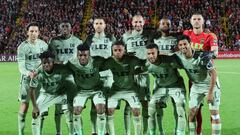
left=159, top=44, right=175, bottom=51
left=131, top=40, right=147, bottom=47
left=91, top=44, right=108, bottom=50
left=56, top=48, right=74, bottom=54
left=112, top=65, right=132, bottom=76
left=190, top=42, right=204, bottom=50
left=42, top=81, right=58, bottom=87
left=28, top=53, right=41, bottom=60
left=76, top=68, right=98, bottom=79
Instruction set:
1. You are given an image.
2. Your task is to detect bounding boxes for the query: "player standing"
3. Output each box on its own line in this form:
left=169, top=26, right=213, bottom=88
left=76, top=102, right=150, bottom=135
left=67, top=45, right=106, bottom=135
left=30, top=51, right=77, bottom=135
left=104, top=40, right=145, bottom=135
left=183, top=12, right=218, bottom=135
left=122, top=15, right=150, bottom=135
left=17, top=22, right=48, bottom=135
left=176, top=35, right=221, bottom=135
left=49, top=20, right=83, bottom=135
left=145, top=43, right=186, bottom=135
left=84, top=17, right=115, bottom=135
left=153, top=17, right=186, bottom=135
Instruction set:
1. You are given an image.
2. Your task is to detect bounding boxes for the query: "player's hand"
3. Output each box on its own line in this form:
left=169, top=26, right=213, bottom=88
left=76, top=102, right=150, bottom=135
left=29, top=71, right=37, bottom=79
left=32, top=107, right=40, bottom=119
left=207, top=92, right=214, bottom=104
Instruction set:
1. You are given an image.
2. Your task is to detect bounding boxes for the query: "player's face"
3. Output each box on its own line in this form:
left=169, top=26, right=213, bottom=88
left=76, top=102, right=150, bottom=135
left=27, top=26, right=39, bottom=41
left=93, top=19, right=106, bottom=33
left=41, top=58, right=54, bottom=73
left=112, top=45, right=125, bottom=59
left=178, top=39, right=191, bottom=54
left=147, top=48, right=158, bottom=63
left=77, top=50, right=90, bottom=66
left=190, top=15, right=204, bottom=29
left=132, top=16, right=144, bottom=32
left=159, top=19, right=171, bottom=32
left=59, top=23, right=71, bottom=36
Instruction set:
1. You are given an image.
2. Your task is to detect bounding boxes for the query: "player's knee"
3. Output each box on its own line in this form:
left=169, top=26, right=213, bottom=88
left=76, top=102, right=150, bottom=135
left=210, top=110, right=221, bottom=123
left=176, top=103, right=185, bottom=114
left=156, top=101, right=167, bottom=108
left=20, top=102, right=29, bottom=113
left=132, top=108, right=140, bottom=116
left=96, top=104, right=106, bottom=114
left=73, top=106, right=83, bottom=115
left=107, top=108, right=115, bottom=116
left=148, top=105, right=156, bottom=118
left=141, top=100, right=148, bottom=108
left=188, top=108, right=197, bottom=121
left=124, top=103, right=131, bottom=114
left=55, top=106, right=63, bottom=116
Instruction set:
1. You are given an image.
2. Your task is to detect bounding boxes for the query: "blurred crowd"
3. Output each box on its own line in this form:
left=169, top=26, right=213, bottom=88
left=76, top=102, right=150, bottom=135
left=1, top=0, right=85, bottom=54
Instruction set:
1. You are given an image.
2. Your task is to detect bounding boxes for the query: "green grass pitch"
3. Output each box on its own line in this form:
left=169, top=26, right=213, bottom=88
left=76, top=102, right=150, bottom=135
left=0, top=59, right=239, bottom=135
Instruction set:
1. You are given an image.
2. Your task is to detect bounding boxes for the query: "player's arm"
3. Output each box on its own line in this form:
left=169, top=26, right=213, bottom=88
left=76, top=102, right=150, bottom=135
left=17, top=45, right=35, bottom=76
left=132, top=56, right=148, bottom=74
left=29, top=76, right=40, bottom=118
left=61, top=68, right=77, bottom=96
left=209, top=33, right=218, bottom=58
left=97, top=57, right=110, bottom=71
left=207, top=65, right=217, bottom=104
left=48, top=39, right=62, bottom=64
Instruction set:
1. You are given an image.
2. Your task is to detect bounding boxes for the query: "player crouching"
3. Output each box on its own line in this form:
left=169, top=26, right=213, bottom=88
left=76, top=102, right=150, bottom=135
left=29, top=51, right=77, bottom=135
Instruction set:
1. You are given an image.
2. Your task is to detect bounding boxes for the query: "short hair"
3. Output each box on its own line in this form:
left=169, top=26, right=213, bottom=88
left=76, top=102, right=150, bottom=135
left=159, top=16, right=171, bottom=28
left=192, top=11, right=203, bottom=16
left=113, top=39, right=125, bottom=47
left=26, top=22, right=39, bottom=31
left=161, top=16, right=169, bottom=20
left=133, top=14, right=143, bottom=18
left=77, top=43, right=90, bottom=51
left=146, top=43, right=159, bottom=50
left=39, top=50, right=55, bottom=59
left=177, top=35, right=191, bottom=44
left=59, top=20, right=71, bottom=26
left=94, top=16, right=105, bottom=21
left=59, top=20, right=72, bottom=29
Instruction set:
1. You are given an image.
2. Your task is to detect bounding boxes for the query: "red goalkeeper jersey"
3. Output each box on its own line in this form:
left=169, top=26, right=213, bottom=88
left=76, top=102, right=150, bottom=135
left=183, top=30, right=218, bottom=51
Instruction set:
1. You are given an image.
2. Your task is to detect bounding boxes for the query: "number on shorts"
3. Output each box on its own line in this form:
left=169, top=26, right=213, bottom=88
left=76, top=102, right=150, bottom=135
left=98, top=92, right=104, bottom=98
left=132, top=96, right=138, bottom=102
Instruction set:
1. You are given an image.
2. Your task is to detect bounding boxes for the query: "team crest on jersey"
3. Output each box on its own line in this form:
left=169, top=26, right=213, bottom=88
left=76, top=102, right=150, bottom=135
left=104, top=39, right=109, bottom=43
left=200, top=38, right=205, bottom=44
left=70, top=43, right=75, bottom=47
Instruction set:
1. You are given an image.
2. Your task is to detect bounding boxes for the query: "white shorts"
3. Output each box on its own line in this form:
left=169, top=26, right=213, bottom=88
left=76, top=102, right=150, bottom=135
left=37, top=93, right=67, bottom=114
left=100, top=70, right=114, bottom=88
left=189, top=84, right=221, bottom=110
left=18, top=75, right=40, bottom=103
left=149, top=87, right=186, bottom=107
left=108, top=91, right=141, bottom=109
left=73, top=91, right=105, bottom=107
left=134, top=74, right=150, bottom=100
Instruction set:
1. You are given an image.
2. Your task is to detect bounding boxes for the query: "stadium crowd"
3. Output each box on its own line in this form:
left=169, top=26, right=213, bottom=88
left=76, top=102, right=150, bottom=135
left=1, top=0, right=85, bottom=54
left=0, top=0, right=240, bottom=54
